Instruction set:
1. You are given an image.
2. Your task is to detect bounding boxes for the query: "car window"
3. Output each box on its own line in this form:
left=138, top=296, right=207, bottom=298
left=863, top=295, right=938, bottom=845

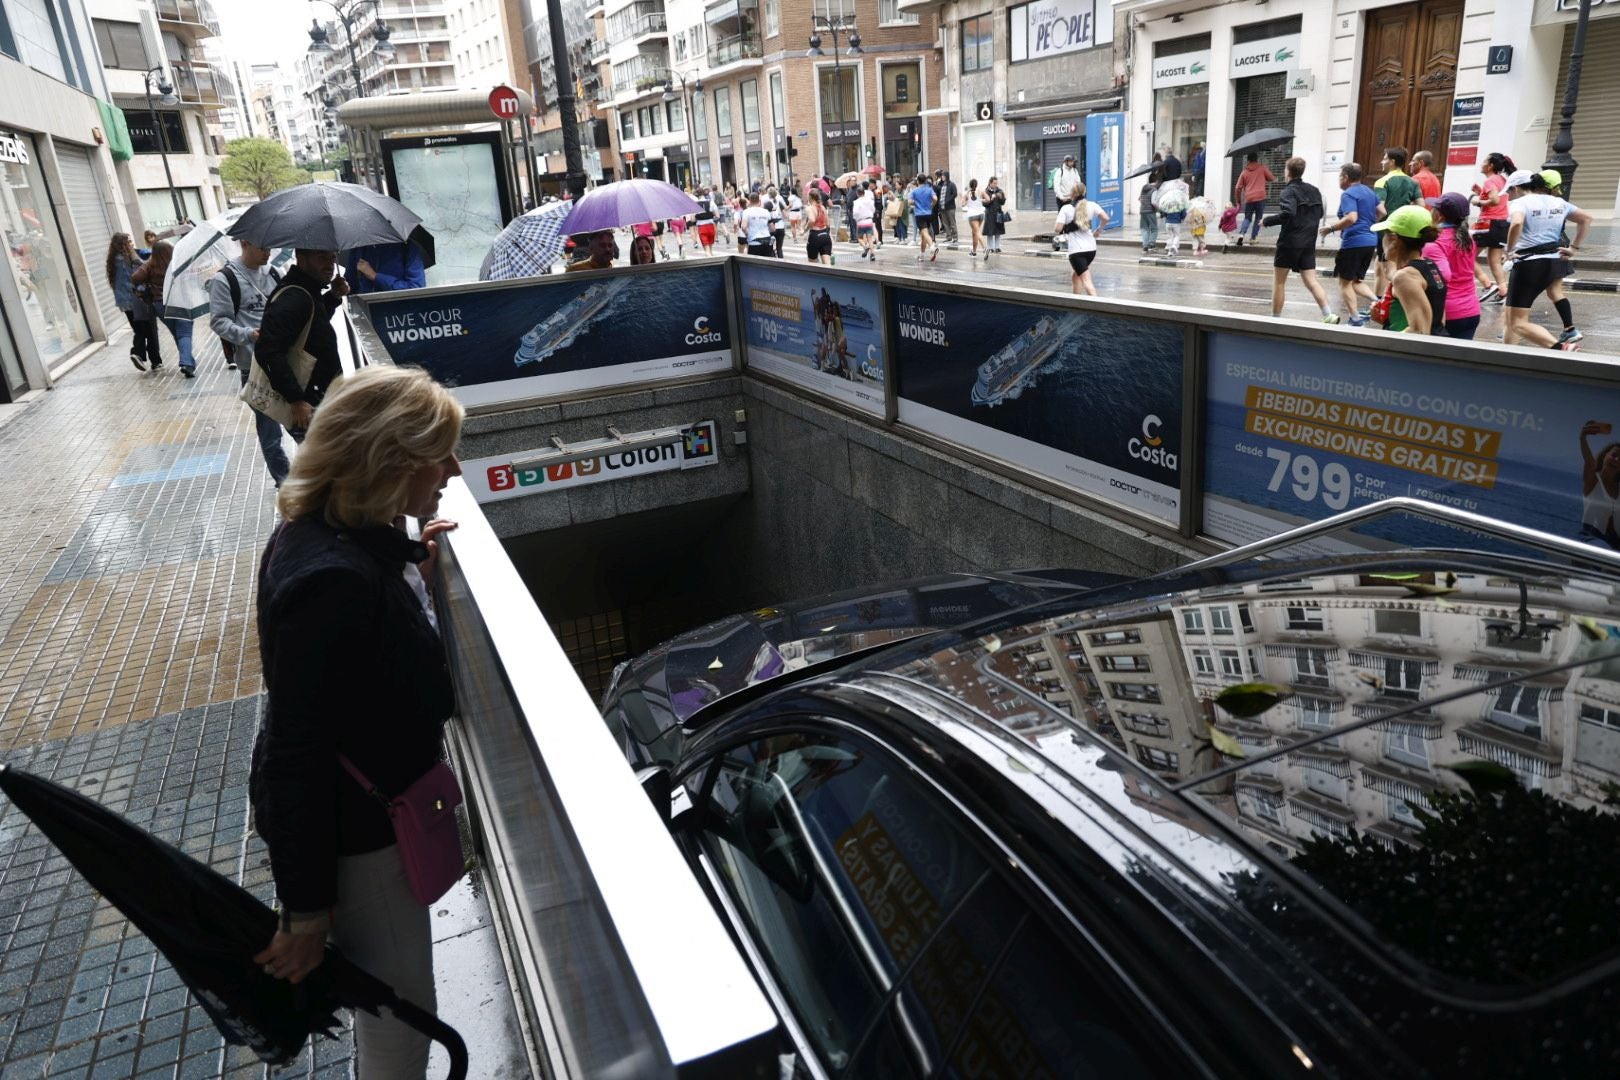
left=696, top=727, right=990, bottom=1074
left=944, top=906, right=1174, bottom=1078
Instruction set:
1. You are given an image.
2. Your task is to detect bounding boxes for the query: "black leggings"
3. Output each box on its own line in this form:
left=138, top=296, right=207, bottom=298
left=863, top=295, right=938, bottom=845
left=125, top=310, right=162, bottom=365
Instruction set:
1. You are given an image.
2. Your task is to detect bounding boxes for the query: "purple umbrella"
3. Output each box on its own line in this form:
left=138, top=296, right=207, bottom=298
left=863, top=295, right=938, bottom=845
left=559, top=178, right=704, bottom=235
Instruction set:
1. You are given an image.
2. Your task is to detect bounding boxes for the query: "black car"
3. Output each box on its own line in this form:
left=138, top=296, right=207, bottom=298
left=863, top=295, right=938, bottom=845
left=601, top=505, right=1620, bottom=1078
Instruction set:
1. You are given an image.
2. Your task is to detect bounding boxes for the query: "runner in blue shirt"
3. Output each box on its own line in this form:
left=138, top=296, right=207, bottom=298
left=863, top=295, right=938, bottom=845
left=909, top=178, right=938, bottom=262
left=1321, top=162, right=1381, bottom=323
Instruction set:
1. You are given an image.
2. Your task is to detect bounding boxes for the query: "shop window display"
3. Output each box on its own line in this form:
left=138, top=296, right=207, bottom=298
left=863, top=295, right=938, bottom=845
left=2, top=133, right=89, bottom=367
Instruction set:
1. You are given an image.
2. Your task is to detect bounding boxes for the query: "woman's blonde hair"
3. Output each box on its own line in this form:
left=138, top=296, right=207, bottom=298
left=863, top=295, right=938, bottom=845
left=278, top=365, right=464, bottom=527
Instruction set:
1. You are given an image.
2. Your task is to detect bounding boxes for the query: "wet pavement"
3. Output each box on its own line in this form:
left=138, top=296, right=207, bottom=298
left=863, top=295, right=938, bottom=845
left=824, top=233, right=1620, bottom=357
left=0, top=328, right=525, bottom=1077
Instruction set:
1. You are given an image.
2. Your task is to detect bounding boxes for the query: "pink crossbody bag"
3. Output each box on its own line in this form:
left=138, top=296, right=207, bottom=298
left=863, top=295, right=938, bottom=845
left=339, top=753, right=465, bottom=905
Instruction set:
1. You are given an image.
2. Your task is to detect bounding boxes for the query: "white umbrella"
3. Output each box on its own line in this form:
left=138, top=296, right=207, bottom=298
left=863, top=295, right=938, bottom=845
left=162, top=208, right=292, bottom=321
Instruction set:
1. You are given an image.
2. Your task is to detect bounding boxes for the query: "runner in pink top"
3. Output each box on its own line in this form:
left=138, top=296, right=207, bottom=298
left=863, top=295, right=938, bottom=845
left=1471, top=152, right=1514, bottom=299
left=1422, top=192, right=1483, bottom=340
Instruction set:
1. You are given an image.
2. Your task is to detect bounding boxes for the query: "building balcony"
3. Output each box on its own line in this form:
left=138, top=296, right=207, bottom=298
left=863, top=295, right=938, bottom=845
left=1456, top=721, right=1562, bottom=779
left=609, top=11, right=668, bottom=45
left=587, top=37, right=611, bottom=63
left=704, top=0, right=757, bottom=25
left=155, top=0, right=221, bottom=40
left=171, top=60, right=225, bottom=108
left=706, top=32, right=762, bottom=68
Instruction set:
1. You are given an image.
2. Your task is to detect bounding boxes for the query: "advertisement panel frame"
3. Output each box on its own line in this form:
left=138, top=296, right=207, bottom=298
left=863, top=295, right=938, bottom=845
left=346, top=260, right=742, bottom=414
left=380, top=130, right=514, bottom=287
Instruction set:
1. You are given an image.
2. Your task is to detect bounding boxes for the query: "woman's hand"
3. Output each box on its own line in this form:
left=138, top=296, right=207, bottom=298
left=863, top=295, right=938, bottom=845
left=420, top=518, right=459, bottom=590
left=253, top=929, right=327, bottom=984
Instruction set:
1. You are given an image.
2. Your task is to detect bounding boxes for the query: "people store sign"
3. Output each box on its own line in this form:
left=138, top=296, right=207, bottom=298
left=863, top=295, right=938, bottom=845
left=1012, top=0, right=1097, bottom=61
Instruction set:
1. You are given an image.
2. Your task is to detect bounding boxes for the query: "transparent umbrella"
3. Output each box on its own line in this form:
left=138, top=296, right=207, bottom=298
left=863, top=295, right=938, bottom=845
left=162, top=209, right=293, bottom=321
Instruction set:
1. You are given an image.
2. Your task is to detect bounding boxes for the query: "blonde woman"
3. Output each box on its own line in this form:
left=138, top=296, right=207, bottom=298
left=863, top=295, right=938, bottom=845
left=251, top=365, right=464, bottom=1079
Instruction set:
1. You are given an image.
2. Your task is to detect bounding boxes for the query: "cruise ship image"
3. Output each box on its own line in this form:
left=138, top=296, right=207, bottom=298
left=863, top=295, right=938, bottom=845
left=971, top=316, right=1063, bottom=407
left=514, top=279, right=627, bottom=366
left=839, top=298, right=874, bottom=329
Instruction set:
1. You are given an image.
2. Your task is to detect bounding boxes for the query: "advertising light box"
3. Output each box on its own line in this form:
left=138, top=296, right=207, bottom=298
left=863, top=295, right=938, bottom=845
left=738, top=263, right=886, bottom=416
left=1202, top=333, right=1620, bottom=551
left=353, top=264, right=735, bottom=408
left=890, top=289, right=1183, bottom=524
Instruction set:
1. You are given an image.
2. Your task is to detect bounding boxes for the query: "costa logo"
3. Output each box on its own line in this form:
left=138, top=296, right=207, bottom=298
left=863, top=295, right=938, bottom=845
left=1128, top=413, right=1178, bottom=471
left=686, top=315, right=724, bottom=345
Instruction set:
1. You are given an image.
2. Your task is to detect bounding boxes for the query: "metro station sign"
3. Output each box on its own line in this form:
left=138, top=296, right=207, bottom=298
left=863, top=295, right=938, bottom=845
left=464, top=421, right=720, bottom=504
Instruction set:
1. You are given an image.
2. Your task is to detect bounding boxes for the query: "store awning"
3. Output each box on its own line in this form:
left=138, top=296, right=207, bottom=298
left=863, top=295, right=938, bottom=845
left=1001, top=96, right=1121, bottom=121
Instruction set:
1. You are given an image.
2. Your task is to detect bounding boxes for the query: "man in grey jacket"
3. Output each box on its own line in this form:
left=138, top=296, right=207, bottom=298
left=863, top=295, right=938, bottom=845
left=208, top=241, right=291, bottom=485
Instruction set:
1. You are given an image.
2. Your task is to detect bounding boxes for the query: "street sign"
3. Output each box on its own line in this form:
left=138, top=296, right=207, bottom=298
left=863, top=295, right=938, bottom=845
left=974, top=101, right=993, bottom=122
left=1486, top=45, right=1513, bottom=75
left=488, top=85, right=521, bottom=119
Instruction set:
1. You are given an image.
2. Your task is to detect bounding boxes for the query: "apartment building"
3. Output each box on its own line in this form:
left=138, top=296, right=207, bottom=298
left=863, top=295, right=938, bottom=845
left=605, top=0, right=942, bottom=190
left=448, top=0, right=525, bottom=87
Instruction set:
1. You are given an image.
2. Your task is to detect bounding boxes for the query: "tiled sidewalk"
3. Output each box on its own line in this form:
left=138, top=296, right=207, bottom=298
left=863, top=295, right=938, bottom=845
left=0, top=327, right=525, bottom=1078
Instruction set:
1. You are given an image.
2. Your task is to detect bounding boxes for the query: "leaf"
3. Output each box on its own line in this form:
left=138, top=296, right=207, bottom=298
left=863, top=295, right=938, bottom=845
left=1443, top=760, right=1522, bottom=794
left=1574, top=615, right=1615, bottom=642
left=1403, top=583, right=1460, bottom=598
left=1215, top=682, right=1290, bottom=719
left=1210, top=726, right=1246, bottom=758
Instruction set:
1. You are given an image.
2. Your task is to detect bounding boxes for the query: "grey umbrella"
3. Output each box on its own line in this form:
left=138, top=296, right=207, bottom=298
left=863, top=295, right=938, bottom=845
left=228, top=182, right=436, bottom=268
left=1124, top=162, right=1158, bottom=180
left=1227, top=128, right=1294, bottom=157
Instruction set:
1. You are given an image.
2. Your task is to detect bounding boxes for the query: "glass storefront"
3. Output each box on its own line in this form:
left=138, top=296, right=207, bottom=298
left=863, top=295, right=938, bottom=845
left=1, top=131, right=89, bottom=370
left=1016, top=141, right=1043, bottom=211
left=1153, top=84, right=1208, bottom=164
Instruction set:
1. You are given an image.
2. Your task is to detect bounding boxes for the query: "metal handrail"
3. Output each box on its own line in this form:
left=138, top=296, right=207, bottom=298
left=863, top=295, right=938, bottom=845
left=1176, top=497, right=1620, bottom=574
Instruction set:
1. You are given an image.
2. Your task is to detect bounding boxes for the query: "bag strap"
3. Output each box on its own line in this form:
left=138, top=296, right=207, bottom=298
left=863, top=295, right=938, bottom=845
left=338, top=752, right=393, bottom=806
left=226, top=265, right=242, bottom=316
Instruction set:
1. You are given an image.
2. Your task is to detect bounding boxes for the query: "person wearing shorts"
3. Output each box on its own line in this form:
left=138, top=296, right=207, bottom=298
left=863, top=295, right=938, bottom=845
left=1502, top=169, right=1592, bottom=350
left=694, top=190, right=717, bottom=254
left=1321, top=162, right=1380, bottom=322
left=1054, top=188, right=1106, bottom=296
left=1472, top=152, right=1514, bottom=301
left=1263, top=156, right=1338, bottom=323
left=804, top=190, right=833, bottom=264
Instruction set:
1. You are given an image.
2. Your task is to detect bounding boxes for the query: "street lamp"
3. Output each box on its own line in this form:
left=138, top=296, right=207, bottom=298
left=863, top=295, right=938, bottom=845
left=1544, top=0, right=1591, bottom=199
left=809, top=15, right=861, bottom=179
left=142, top=67, right=185, bottom=226
left=664, top=71, right=703, bottom=189
left=307, top=0, right=395, bottom=189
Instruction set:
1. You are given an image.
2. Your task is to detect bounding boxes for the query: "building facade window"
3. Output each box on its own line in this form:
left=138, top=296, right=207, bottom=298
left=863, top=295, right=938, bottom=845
left=1151, top=33, right=1210, bottom=169
left=692, top=92, right=707, bottom=140
left=667, top=98, right=684, bottom=131
left=1191, top=649, right=1214, bottom=676
left=769, top=71, right=784, bottom=131
left=1109, top=682, right=1162, bottom=704
left=1181, top=609, right=1204, bottom=635
left=1580, top=702, right=1620, bottom=730
left=961, top=15, right=992, bottom=72
left=812, top=0, right=854, bottom=19
left=1286, top=606, right=1324, bottom=631
left=1099, top=655, right=1150, bottom=673
left=1384, top=729, right=1429, bottom=769
left=1134, top=745, right=1179, bottom=771
left=764, top=0, right=779, bottom=38
left=92, top=19, right=150, bottom=69
left=879, top=0, right=918, bottom=25
left=714, top=85, right=732, bottom=137
left=620, top=110, right=636, bottom=141
left=741, top=77, right=760, bottom=132
left=1210, top=606, right=1234, bottom=634
left=1374, top=609, right=1422, bottom=637
left=1090, top=628, right=1142, bottom=647
left=1293, top=650, right=1330, bottom=686
left=8, top=0, right=69, bottom=83
left=1219, top=650, right=1243, bottom=678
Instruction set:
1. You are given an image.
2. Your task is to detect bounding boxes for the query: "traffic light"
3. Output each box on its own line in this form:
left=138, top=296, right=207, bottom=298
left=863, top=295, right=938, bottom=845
left=786, top=135, right=798, bottom=158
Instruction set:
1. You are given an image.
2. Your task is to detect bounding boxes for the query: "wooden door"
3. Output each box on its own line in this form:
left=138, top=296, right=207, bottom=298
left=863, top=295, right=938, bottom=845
left=1355, top=1, right=1464, bottom=177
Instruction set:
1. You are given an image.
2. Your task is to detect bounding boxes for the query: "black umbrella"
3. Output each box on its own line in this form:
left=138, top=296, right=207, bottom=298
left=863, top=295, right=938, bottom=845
left=0, top=764, right=468, bottom=1077
left=228, top=182, right=437, bottom=268
left=1227, top=127, right=1294, bottom=157
left=1123, top=162, right=1158, bottom=180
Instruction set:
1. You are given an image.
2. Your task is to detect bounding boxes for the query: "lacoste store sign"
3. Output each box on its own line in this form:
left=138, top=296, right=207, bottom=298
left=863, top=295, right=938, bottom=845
left=1152, top=51, right=1210, bottom=89
left=1229, top=34, right=1300, bottom=78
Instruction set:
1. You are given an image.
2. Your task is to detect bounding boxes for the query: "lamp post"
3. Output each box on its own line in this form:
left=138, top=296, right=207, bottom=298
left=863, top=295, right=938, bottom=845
left=1543, top=0, right=1591, bottom=199
left=808, top=15, right=861, bottom=179
left=307, top=0, right=396, bottom=189
left=142, top=67, right=185, bottom=226
left=664, top=71, right=703, bottom=189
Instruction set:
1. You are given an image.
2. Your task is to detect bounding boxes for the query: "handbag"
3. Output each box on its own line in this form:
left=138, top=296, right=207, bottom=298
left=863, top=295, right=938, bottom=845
left=998, top=210, right=1013, bottom=226
left=240, top=284, right=318, bottom=429
left=339, top=753, right=466, bottom=905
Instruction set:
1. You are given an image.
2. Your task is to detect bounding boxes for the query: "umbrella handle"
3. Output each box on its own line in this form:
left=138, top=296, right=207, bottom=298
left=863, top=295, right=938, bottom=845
left=387, top=996, right=469, bottom=1080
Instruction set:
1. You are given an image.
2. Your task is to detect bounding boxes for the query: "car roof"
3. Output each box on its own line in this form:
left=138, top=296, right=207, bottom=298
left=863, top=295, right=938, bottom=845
left=830, top=531, right=1620, bottom=1075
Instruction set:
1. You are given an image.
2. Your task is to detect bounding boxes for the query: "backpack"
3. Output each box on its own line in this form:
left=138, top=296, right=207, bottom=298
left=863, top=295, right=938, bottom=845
left=220, top=264, right=283, bottom=362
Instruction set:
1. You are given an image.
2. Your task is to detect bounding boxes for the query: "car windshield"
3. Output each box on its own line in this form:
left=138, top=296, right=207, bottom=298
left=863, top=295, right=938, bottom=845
left=890, top=551, right=1620, bottom=1001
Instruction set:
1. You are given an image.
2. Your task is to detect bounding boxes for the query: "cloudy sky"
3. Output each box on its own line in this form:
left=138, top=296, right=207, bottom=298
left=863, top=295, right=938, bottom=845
left=213, top=0, right=323, bottom=70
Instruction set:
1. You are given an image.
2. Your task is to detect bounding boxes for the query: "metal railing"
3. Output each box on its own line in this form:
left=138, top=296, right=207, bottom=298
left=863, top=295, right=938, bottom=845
left=433, top=480, right=779, bottom=1078
left=154, top=0, right=221, bottom=36
left=706, top=32, right=762, bottom=66
left=170, top=59, right=224, bottom=107
left=609, top=10, right=669, bottom=44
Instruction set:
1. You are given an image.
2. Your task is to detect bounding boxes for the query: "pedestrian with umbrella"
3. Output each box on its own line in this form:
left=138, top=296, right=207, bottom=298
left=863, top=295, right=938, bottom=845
left=557, top=177, right=704, bottom=240
left=0, top=759, right=469, bottom=1078
left=482, top=200, right=571, bottom=280
left=230, top=182, right=432, bottom=433
left=255, top=364, right=467, bottom=1076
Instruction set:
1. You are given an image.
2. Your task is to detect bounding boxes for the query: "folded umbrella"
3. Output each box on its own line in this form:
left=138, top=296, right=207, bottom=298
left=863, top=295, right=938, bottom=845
left=484, top=201, right=572, bottom=281
left=1123, top=162, right=1157, bottom=181
left=558, top=178, right=703, bottom=234
left=0, top=764, right=468, bottom=1078
left=228, top=182, right=436, bottom=269
left=162, top=209, right=293, bottom=320
left=1227, top=127, right=1294, bottom=157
